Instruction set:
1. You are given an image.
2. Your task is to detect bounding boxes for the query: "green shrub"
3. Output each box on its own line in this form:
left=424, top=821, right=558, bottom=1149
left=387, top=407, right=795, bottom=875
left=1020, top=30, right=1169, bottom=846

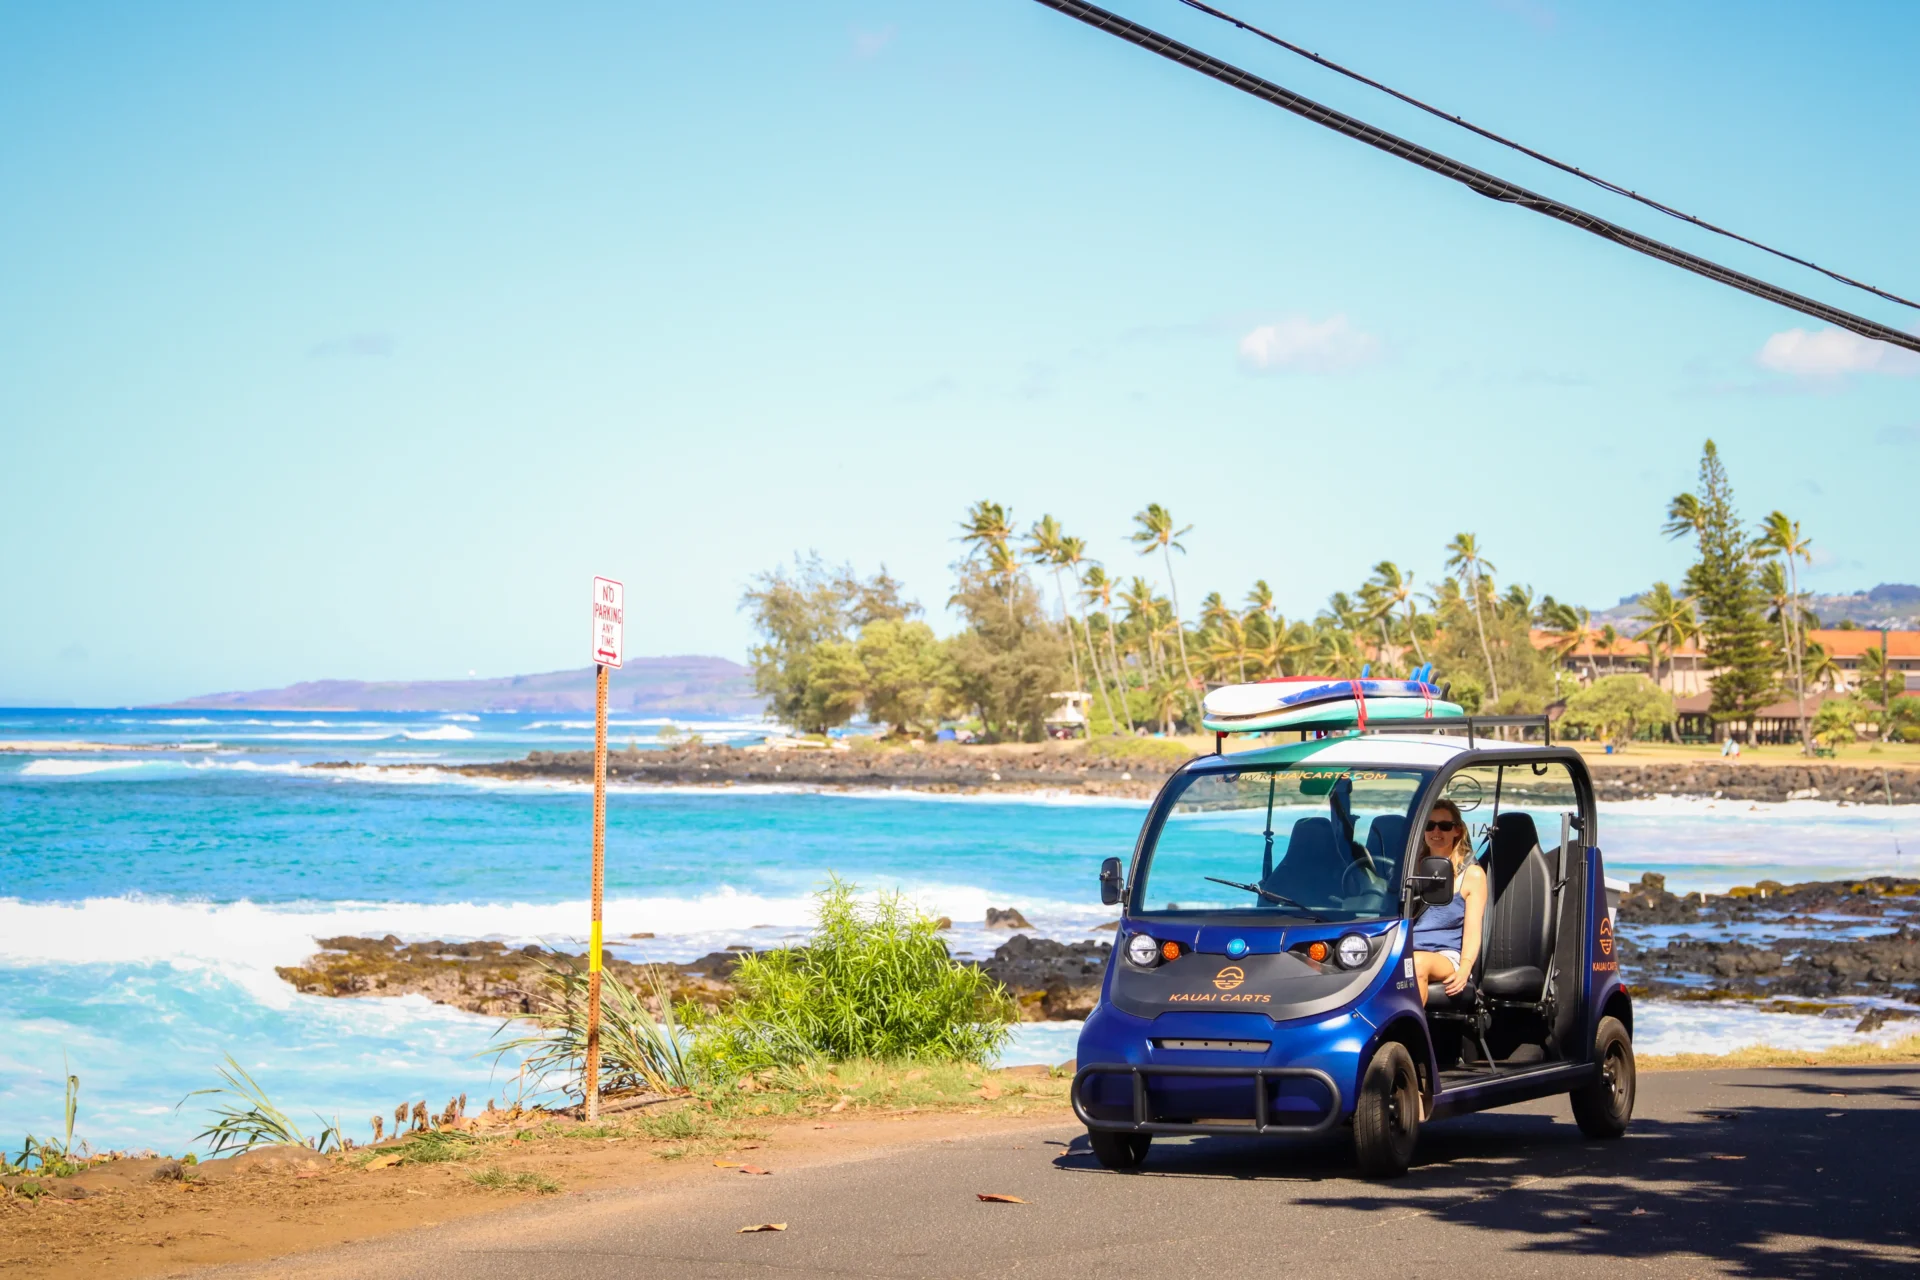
left=691, top=879, right=1015, bottom=1077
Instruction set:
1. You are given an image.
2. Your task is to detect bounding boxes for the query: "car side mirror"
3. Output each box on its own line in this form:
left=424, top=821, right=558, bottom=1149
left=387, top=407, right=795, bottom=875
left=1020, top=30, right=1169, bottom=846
left=1099, top=857, right=1124, bottom=906
left=1410, top=856, right=1455, bottom=906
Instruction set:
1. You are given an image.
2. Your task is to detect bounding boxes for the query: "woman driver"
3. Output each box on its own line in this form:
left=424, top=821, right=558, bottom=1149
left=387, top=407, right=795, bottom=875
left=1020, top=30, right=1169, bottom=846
left=1409, top=798, right=1487, bottom=1005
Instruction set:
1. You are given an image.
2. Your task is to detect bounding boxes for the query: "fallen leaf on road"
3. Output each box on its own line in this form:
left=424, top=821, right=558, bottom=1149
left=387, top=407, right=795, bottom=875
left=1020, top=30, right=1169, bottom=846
left=739, top=1143, right=762, bottom=1150
left=1828, top=1093, right=1847, bottom=1098
left=1629, top=1208, right=1645, bottom=1215
left=1710, top=1155, right=1746, bottom=1161
left=813, top=1124, right=837, bottom=1130
left=1826, top=1112, right=1845, bottom=1118
left=737, top=1223, right=787, bottom=1233
left=976, top=1082, right=1003, bottom=1101
left=713, top=1161, right=742, bottom=1169
left=739, top=1165, right=771, bottom=1176
left=829, top=1097, right=850, bottom=1113
left=977, top=1194, right=1027, bottom=1204
left=364, top=1152, right=404, bottom=1170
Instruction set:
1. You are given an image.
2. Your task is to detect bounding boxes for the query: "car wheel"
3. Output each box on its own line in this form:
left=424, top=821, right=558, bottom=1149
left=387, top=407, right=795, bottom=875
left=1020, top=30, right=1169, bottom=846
left=1087, top=1129, right=1151, bottom=1171
left=1570, top=1015, right=1635, bottom=1139
left=1353, top=1041, right=1421, bottom=1177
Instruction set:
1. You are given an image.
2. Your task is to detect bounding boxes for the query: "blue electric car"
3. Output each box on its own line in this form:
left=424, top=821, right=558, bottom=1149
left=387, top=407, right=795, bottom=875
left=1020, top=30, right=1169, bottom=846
left=1074, top=710, right=1632, bottom=1177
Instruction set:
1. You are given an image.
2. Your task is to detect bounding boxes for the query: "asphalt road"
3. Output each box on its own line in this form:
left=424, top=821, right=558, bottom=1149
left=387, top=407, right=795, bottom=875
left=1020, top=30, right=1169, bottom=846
left=220, top=1066, right=1920, bottom=1280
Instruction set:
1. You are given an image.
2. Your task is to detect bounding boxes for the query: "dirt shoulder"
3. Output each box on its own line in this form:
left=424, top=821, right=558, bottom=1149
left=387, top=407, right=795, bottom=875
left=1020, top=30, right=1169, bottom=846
left=0, top=1065, right=1073, bottom=1280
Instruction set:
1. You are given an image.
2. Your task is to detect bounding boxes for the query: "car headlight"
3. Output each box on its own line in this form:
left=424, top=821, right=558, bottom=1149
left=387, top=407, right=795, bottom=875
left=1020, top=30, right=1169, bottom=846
left=1125, top=933, right=1161, bottom=967
left=1335, top=933, right=1372, bottom=969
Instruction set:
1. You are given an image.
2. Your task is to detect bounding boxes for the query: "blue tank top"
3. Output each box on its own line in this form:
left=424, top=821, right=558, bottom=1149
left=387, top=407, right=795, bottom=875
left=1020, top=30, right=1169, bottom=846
left=1411, top=889, right=1467, bottom=954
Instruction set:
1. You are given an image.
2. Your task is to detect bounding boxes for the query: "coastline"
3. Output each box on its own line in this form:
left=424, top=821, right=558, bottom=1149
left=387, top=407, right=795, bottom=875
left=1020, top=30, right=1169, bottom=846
left=311, top=741, right=1920, bottom=805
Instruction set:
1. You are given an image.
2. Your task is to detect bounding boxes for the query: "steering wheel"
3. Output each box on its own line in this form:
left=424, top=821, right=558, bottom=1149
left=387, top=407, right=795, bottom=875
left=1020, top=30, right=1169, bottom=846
left=1341, top=859, right=1381, bottom=898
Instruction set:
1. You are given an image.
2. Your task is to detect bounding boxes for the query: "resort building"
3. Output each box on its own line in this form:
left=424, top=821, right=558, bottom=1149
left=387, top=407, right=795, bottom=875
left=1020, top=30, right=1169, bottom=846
left=1530, top=628, right=1919, bottom=698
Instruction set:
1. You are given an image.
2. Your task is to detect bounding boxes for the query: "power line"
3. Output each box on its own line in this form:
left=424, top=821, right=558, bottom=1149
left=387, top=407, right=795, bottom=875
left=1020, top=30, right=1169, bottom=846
left=1030, top=0, right=1920, bottom=356
left=1175, top=0, right=1920, bottom=315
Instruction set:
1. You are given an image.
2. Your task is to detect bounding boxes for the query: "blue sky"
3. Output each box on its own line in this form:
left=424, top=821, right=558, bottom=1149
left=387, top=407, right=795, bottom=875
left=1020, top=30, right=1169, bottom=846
left=3, top=1, right=1916, bottom=705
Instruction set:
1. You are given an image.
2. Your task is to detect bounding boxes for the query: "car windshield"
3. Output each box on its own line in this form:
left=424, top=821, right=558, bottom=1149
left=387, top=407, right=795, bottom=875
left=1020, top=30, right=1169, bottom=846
left=1133, top=764, right=1433, bottom=921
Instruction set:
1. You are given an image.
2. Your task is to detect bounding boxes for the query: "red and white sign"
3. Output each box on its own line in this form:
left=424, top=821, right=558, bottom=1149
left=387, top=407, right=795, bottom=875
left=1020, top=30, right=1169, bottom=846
left=592, top=577, right=624, bottom=668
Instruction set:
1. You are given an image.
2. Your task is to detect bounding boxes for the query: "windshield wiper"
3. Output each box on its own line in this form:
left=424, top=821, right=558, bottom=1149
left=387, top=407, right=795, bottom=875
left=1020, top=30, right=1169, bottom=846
left=1204, top=876, right=1323, bottom=920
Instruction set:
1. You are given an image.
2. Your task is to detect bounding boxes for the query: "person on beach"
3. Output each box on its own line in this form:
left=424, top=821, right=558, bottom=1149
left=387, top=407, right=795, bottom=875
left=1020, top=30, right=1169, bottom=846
left=1409, top=798, right=1487, bottom=1005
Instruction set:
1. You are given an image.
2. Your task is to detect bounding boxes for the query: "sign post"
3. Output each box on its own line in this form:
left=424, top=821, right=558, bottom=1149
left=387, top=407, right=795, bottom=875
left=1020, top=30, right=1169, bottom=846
left=585, top=576, right=624, bottom=1122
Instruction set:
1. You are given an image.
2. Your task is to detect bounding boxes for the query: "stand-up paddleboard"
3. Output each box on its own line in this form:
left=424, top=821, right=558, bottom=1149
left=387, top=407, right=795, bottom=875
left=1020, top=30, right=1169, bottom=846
left=1202, top=677, right=1442, bottom=725
left=1202, top=694, right=1463, bottom=734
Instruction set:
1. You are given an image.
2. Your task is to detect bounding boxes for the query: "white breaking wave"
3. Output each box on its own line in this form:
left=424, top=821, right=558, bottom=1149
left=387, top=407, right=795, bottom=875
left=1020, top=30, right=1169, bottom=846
left=402, top=726, right=475, bottom=741
left=20, top=759, right=151, bottom=777
left=441, top=714, right=481, bottom=722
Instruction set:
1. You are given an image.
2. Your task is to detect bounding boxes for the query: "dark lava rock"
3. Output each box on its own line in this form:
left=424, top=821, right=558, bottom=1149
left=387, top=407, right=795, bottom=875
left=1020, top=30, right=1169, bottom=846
left=978, top=935, right=1110, bottom=1021
left=985, top=907, right=1034, bottom=930
left=1616, top=873, right=1706, bottom=924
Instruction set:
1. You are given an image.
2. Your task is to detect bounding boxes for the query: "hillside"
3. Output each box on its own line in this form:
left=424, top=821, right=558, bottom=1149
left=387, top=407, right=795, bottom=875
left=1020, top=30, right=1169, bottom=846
left=1595, top=582, right=1920, bottom=633
left=158, top=656, right=764, bottom=716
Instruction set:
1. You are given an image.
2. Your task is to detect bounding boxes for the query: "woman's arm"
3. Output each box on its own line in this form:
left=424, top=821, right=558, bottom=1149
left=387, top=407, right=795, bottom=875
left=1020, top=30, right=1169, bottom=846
left=1444, top=864, right=1489, bottom=995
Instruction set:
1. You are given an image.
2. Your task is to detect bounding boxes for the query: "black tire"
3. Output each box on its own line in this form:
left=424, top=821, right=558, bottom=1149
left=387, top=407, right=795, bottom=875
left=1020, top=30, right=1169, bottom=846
left=1353, top=1041, right=1421, bottom=1177
left=1087, top=1129, right=1151, bottom=1171
left=1570, top=1015, right=1635, bottom=1139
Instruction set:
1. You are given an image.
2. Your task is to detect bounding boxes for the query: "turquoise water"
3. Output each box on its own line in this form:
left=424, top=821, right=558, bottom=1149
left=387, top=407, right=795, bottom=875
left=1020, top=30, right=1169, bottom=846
left=3, top=709, right=1916, bottom=1156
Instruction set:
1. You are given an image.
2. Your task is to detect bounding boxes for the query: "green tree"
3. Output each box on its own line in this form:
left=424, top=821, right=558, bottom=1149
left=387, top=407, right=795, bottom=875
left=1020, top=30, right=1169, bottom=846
left=1445, top=533, right=1502, bottom=702
left=741, top=555, right=916, bottom=733
left=1559, top=675, right=1675, bottom=749
left=1667, top=441, right=1774, bottom=740
left=947, top=565, right=1072, bottom=741
left=822, top=619, right=958, bottom=738
left=1859, top=645, right=1903, bottom=715
left=1633, top=582, right=1698, bottom=739
left=1811, top=697, right=1867, bottom=750
left=1054, top=535, right=1121, bottom=732
left=1131, top=504, right=1198, bottom=705
left=1081, top=566, right=1134, bottom=731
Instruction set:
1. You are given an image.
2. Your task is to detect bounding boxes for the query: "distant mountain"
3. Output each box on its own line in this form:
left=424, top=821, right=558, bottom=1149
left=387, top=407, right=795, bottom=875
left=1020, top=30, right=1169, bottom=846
left=1594, top=583, right=1920, bottom=634
left=157, top=656, right=765, bottom=716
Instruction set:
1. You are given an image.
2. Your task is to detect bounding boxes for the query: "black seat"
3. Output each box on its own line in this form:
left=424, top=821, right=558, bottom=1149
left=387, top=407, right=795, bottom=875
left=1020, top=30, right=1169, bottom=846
left=1479, top=814, right=1555, bottom=1004
left=1263, top=817, right=1345, bottom=904
left=1364, top=814, right=1407, bottom=870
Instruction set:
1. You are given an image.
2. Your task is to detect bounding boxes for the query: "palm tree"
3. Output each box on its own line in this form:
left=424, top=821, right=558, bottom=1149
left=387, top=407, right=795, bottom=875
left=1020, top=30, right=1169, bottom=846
left=1246, top=579, right=1277, bottom=627
left=1634, top=581, right=1698, bottom=695
left=1597, top=624, right=1622, bottom=676
left=1055, top=535, right=1120, bottom=732
left=1445, top=533, right=1501, bottom=702
left=1803, top=640, right=1839, bottom=694
left=1130, top=504, right=1198, bottom=704
left=1204, top=614, right=1251, bottom=684
left=1539, top=598, right=1599, bottom=683
left=1861, top=646, right=1900, bottom=718
left=1119, top=576, right=1161, bottom=683
left=1083, top=566, right=1136, bottom=732
left=1756, top=511, right=1814, bottom=753
left=1662, top=492, right=1705, bottom=542
left=958, top=500, right=1016, bottom=613
left=1022, top=515, right=1082, bottom=691
left=1366, top=562, right=1426, bottom=666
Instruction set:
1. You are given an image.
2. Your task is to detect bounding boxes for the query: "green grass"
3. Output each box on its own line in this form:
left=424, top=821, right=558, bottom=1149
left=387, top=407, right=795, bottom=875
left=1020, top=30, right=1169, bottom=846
left=468, top=1166, right=560, bottom=1194
left=179, top=1054, right=337, bottom=1155
left=1084, top=735, right=1199, bottom=765
left=689, top=880, right=1016, bottom=1078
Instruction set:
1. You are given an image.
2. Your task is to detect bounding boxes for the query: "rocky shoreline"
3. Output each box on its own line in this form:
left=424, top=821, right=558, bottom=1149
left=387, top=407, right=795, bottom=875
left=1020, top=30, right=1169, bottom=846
left=280, top=875, right=1920, bottom=1031
left=315, top=743, right=1920, bottom=804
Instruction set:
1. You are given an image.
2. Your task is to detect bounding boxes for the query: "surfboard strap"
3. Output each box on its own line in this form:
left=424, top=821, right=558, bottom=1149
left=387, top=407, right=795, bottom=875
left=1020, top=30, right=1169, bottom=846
left=1348, top=678, right=1368, bottom=730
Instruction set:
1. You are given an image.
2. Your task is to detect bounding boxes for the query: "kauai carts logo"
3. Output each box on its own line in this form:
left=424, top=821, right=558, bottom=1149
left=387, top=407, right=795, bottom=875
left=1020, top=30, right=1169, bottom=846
left=1168, top=963, right=1269, bottom=1004
left=1592, top=914, right=1618, bottom=973
left=1213, top=965, right=1246, bottom=991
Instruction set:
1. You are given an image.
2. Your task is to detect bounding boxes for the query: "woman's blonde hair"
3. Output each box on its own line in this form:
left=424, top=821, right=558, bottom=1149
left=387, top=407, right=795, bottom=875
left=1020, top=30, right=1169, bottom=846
left=1428, top=798, right=1470, bottom=867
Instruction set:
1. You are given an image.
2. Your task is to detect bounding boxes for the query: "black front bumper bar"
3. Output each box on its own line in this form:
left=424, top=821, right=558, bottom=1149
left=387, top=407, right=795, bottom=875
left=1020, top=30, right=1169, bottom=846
left=1072, top=1063, right=1344, bottom=1137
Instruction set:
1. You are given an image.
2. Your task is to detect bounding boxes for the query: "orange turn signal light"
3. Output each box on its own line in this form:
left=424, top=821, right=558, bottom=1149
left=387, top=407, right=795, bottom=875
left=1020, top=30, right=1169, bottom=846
left=1160, top=939, right=1184, bottom=962
left=1306, top=941, right=1329, bottom=963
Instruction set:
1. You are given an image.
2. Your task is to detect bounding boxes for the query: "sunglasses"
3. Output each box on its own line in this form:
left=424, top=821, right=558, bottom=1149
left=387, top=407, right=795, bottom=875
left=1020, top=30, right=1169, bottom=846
left=1425, top=820, right=1460, bottom=833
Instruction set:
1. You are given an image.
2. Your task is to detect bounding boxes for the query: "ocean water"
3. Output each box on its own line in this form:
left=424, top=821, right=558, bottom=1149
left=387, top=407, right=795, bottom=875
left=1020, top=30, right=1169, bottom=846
left=3, top=709, right=1916, bottom=1156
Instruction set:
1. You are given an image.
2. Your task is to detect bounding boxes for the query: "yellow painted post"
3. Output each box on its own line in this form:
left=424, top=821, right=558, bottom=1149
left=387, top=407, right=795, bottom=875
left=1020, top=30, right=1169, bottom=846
left=585, top=660, right=609, bottom=1121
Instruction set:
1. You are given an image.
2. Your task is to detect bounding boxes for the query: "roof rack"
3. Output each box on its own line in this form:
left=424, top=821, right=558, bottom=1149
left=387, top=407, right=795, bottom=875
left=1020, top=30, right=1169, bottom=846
left=1357, top=714, right=1552, bottom=748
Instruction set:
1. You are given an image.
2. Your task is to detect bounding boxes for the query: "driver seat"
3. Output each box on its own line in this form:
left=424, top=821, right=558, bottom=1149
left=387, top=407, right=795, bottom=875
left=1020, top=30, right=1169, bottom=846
left=1262, top=817, right=1346, bottom=904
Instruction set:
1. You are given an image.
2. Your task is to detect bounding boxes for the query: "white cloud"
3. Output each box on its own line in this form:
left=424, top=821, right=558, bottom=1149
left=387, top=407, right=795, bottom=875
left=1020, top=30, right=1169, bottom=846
left=1237, top=315, right=1381, bottom=374
left=1755, top=326, right=1920, bottom=378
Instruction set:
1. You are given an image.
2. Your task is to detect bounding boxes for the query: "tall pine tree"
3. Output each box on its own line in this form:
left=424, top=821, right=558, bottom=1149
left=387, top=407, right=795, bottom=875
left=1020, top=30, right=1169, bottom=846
left=1667, top=441, right=1774, bottom=739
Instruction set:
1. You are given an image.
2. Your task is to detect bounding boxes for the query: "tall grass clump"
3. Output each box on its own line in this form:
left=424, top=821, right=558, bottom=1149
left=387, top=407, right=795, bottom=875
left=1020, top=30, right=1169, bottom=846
left=692, top=878, right=1016, bottom=1077
left=180, top=1054, right=337, bottom=1154
left=493, top=954, right=695, bottom=1100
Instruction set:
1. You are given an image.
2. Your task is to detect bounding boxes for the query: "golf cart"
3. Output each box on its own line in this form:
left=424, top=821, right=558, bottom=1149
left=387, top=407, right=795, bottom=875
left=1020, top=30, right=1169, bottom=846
left=1073, top=678, right=1632, bottom=1177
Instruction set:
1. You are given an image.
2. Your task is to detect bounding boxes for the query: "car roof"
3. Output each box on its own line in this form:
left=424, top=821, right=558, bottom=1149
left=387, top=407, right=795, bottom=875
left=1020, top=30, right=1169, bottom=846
left=1188, top=731, right=1554, bottom=774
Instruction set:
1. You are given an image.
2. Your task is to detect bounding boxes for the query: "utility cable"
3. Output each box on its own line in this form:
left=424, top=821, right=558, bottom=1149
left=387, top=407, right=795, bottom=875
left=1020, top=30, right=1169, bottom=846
left=1175, top=0, right=1920, bottom=314
left=1030, top=0, right=1920, bottom=355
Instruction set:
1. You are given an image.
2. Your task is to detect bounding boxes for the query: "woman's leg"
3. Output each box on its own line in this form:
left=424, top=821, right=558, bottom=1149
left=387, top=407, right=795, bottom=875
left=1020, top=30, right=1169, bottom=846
left=1413, top=950, right=1456, bottom=1005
